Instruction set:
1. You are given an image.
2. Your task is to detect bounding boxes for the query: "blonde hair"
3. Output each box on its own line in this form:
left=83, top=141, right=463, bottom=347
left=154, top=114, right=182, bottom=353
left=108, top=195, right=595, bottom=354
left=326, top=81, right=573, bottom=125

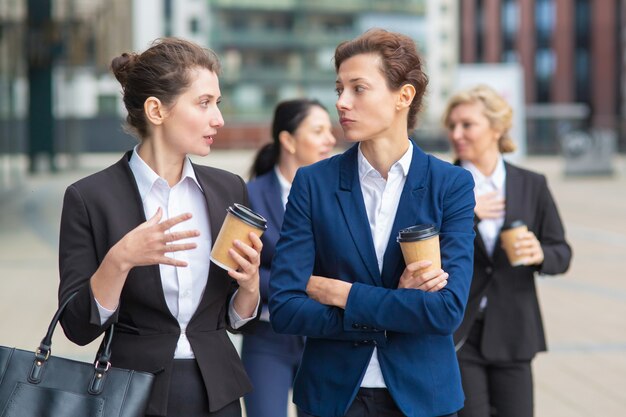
left=442, top=84, right=516, bottom=153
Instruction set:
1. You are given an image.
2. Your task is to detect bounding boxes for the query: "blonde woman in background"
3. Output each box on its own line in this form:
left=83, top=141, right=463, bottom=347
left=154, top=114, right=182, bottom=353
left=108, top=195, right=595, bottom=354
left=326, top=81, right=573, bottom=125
left=444, top=85, right=572, bottom=417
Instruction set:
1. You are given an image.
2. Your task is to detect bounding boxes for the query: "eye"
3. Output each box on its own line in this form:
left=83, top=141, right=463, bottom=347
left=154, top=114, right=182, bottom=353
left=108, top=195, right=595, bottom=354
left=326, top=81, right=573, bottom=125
left=335, top=87, right=343, bottom=96
left=354, top=85, right=365, bottom=93
left=200, top=100, right=209, bottom=108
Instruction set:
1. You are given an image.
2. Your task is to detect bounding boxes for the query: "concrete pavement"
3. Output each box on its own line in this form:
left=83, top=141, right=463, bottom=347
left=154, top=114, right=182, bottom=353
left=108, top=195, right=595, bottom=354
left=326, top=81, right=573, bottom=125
left=1, top=150, right=625, bottom=416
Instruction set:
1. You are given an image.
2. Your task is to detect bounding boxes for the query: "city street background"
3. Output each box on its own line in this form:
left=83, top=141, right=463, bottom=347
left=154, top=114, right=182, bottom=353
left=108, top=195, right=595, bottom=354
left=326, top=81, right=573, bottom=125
left=0, top=149, right=625, bottom=416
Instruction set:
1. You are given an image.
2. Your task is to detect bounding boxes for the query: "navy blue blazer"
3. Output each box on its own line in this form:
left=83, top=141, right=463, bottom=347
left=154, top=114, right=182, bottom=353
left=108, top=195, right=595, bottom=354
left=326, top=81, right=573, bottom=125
left=269, top=141, right=476, bottom=417
left=247, top=170, right=284, bottom=306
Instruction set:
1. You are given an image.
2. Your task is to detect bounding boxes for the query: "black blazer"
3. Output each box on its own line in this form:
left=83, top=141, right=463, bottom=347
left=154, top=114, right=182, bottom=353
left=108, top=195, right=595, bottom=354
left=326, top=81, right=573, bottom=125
left=454, top=161, right=572, bottom=361
left=58, top=152, right=258, bottom=415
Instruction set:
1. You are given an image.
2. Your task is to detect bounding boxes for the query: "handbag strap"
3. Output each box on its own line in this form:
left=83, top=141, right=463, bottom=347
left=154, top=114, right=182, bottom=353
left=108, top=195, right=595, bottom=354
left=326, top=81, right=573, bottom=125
left=30, top=291, right=116, bottom=391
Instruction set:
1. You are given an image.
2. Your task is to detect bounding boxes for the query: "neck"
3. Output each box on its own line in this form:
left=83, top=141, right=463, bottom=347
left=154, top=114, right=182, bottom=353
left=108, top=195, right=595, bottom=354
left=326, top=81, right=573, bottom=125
left=277, top=154, right=298, bottom=184
left=137, top=139, right=185, bottom=187
left=472, top=150, right=501, bottom=177
left=360, top=135, right=409, bottom=180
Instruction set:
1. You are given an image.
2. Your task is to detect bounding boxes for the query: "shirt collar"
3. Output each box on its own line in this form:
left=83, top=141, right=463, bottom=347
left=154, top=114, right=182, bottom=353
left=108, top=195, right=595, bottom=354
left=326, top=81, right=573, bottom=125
left=461, top=155, right=506, bottom=189
left=129, top=145, right=202, bottom=201
left=357, top=140, right=413, bottom=181
left=274, top=165, right=291, bottom=191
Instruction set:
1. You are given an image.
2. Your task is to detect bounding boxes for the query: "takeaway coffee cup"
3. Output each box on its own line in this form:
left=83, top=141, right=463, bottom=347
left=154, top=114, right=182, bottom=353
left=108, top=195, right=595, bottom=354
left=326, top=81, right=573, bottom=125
left=397, top=224, right=441, bottom=274
left=500, top=220, right=528, bottom=266
left=210, top=203, right=267, bottom=271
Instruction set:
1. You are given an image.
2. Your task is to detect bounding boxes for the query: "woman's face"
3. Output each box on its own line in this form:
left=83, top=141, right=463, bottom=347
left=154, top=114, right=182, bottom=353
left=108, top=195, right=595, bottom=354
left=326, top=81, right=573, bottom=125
left=160, top=67, right=224, bottom=157
left=335, top=53, right=400, bottom=142
left=446, top=101, right=501, bottom=162
left=291, top=106, right=336, bottom=167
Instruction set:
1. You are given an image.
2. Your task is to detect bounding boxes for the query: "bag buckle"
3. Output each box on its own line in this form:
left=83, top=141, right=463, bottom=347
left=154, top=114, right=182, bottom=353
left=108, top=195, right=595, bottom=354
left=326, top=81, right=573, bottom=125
left=35, top=348, right=50, bottom=362
left=94, top=360, right=111, bottom=373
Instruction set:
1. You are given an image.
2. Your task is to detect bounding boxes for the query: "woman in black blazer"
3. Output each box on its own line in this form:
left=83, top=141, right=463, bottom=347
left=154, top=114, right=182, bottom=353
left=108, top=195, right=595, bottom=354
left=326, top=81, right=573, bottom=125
left=58, top=38, right=262, bottom=417
left=444, top=85, right=572, bottom=417
left=241, top=99, right=336, bottom=417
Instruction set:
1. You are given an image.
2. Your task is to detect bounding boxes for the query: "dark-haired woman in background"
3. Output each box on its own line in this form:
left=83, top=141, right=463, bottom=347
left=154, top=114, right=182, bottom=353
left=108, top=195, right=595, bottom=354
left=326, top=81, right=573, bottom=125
left=57, top=38, right=261, bottom=417
left=242, top=99, right=336, bottom=417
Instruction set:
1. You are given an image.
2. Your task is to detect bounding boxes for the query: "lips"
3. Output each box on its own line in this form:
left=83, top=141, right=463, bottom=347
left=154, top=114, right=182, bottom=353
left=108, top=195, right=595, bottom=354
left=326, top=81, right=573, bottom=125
left=340, top=117, right=355, bottom=125
left=203, top=135, right=214, bottom=145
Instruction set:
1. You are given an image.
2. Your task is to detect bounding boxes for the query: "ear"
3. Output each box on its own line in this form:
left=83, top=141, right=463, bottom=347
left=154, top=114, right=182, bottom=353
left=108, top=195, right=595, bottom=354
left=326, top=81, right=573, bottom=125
left=396, top=84, right=416, bottom=111
left=144, top=96, right=165, bottom=126
left=278, top=130, right=296, bottom=155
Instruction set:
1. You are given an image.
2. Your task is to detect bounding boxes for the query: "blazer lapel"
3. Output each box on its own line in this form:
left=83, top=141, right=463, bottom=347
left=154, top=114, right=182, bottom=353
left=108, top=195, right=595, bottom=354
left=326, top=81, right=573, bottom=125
left=263, top=171, right=285, bottom=230
left=119, top=152, right=175, bottom=319
left=493, top=161, right=524, bottom=263
left=381, top=141, right=428, bottom=288
left=336, top=146, right=381, bottom=286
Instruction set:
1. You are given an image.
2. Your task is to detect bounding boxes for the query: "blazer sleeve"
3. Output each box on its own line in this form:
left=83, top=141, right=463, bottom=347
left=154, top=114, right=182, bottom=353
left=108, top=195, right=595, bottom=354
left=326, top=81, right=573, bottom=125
left=535, top=175, right=572, bottom=275
left=342, top=169, right=476, bottom=335
left=269, top=170, right=388, bottom=344
left=58, top=185, right=118, bottom=346
left=225, top=174, right=261, bottom=333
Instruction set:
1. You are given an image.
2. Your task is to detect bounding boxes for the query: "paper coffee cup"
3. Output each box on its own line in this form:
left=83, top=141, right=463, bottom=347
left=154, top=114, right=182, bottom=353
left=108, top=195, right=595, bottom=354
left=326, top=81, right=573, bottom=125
left=210, top=203, right=267, bottom=271
left=500, top=220, right=528, bottom=266
left=397, top=224, right=441, bottom=274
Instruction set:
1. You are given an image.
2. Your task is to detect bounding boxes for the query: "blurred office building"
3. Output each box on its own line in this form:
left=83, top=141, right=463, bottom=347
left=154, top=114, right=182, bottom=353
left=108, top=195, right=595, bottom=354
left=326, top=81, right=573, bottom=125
left=459, top=0, right=625, bottom=153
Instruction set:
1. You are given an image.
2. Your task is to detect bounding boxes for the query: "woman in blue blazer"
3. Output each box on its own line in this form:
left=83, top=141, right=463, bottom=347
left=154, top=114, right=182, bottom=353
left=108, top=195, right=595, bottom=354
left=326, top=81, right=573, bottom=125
left=242, top=99, right=336, bottom=417
left=269, top=29, right=476, bottom=417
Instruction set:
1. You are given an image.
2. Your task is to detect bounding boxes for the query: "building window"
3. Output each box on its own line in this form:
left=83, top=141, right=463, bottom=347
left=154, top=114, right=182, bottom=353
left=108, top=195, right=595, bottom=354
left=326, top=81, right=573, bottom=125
left=575, top=0, right=591, bottom=103
left=475, top=0, right=484, bottom=62
left=98, top=95, right=118, bottom=116
left=501, top=0, right=518, bottom=61
left=189, top=18, right=200, bottom=34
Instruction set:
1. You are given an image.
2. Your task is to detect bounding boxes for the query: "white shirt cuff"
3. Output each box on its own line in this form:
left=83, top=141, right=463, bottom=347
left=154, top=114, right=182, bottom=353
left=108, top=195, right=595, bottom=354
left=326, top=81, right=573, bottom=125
left=95, top=297, right=118, bottom=326
left=228, top=289, right=260, bottom=329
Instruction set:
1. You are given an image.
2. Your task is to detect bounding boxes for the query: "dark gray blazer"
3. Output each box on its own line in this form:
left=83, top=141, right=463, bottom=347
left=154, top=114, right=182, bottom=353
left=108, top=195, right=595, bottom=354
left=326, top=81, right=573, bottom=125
left=454, top=161, right=572, bottom=361
left=58, top=151, right=258, bottom=415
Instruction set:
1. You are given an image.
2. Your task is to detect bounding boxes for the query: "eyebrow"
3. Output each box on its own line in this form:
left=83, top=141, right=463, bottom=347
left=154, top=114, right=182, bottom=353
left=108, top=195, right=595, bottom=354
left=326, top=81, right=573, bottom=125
left=335, top=77, right=368, bottom=84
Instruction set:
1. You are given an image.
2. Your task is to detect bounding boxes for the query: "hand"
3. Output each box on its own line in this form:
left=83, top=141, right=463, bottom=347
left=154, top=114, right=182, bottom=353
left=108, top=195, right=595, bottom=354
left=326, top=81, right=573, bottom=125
left=513, top=230, right=544, bottom=266
left=227, top=232, right=263, bottom=293
left=398, top=261, right=449, bottom=292
left=475, top=191, right=505, bottom=220
left=306, top=276, right=352, bottom=309
left=110, top=207, right=199, bottom=272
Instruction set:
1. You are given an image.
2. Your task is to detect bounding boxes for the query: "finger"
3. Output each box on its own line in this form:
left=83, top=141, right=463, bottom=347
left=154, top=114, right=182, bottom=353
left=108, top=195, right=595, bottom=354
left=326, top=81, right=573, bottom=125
left=158, top=212, right=193, bottom=231
left=145, top=207, right=163, bottom=226
left=233, top=240, right=260, bottom=264
left=248, top=232, right=264, bottom=252
left=228, top=247, right=253, bottom=271
left=157, top=256, right=189, bottom=267
left=419, top=272, right=448, bottom=290
left=163, top=242, right=197, bottom=253
left=428, top=279, right=448, bottom=292
left=163, top=229, right=200, bottom=243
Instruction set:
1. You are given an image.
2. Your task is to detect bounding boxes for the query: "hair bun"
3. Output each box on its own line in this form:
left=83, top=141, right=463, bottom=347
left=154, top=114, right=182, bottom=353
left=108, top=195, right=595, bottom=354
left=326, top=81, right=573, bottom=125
left=110, top=52, right=138, bottom=88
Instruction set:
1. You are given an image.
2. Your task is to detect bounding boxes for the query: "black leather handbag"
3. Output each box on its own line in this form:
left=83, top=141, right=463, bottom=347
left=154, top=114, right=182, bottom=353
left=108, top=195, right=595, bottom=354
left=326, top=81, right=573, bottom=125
left=0, top=293, right=154, bottom=417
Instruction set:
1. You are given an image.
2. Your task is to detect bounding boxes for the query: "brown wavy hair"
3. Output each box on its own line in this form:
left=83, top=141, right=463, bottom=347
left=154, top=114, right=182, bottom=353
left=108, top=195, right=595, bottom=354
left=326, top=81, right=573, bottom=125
left=334, top=28, right=428, bottom=131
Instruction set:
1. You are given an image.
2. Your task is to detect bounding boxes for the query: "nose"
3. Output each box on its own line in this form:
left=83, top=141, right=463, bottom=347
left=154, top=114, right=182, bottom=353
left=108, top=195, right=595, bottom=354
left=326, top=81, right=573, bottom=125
left=211, top=108, right=225, bottom=129
left=327, top=129, right=337, bottom=146
left=449, top=124, right=463, bottom=141
left=336, top=91, right=350, bottom=112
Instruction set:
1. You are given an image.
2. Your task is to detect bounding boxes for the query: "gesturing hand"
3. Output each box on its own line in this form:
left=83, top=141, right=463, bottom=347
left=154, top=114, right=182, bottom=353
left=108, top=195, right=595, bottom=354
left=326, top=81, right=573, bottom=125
left=475, top=191, right=505, bottom=220
left=111, top=207, right=200, bottom=272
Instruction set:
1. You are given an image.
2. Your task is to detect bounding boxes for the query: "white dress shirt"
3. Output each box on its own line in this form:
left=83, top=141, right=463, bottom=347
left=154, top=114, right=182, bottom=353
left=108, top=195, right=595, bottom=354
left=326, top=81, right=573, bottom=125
left=461, top=157, right=506, bottom=256
left=96, top=146, right=257, bottom=358
left=274, top=165, right=291, bottom=209
left=358, top=141, right=413, bottom=388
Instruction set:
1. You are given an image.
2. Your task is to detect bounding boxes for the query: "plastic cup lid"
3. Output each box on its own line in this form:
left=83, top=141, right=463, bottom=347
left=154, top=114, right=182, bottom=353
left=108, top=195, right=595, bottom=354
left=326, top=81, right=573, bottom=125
left=397, top=224, right=439, bottom=242
left=227, top=203, right=268, bottom=230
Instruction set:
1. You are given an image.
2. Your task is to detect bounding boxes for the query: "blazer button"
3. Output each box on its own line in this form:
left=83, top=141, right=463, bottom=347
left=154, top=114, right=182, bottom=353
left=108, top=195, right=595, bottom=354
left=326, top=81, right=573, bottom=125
left=352, top=323, right=360, bottom=329
left=361, top=325, right=370, bottom=331
left=353, top=342, right=360, bottom=347
left=485, top=266, right=493, bottom=275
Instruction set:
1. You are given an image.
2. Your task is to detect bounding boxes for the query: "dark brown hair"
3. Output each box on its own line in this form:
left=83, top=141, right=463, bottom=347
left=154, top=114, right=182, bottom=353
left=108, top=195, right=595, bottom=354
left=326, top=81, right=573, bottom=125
left=249, top=99, right=326, bottom=179
left=334, top=28, right=428, bottom=130
left=110, top=37, right=221, bottom=139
